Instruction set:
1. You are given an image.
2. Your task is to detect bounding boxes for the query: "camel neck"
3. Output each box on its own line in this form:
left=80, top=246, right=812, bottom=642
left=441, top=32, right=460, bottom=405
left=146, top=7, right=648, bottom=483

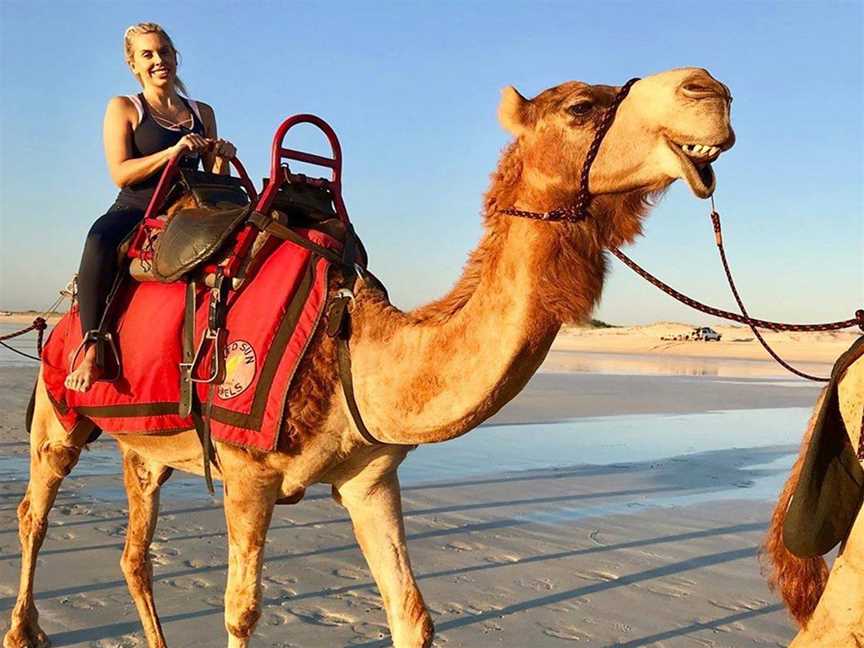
left=349, top=211, right=604, bottom=445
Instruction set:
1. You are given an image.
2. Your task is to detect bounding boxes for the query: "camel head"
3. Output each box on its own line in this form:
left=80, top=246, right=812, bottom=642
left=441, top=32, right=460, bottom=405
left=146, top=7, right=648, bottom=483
left=499, top=67, right=734, bottom=202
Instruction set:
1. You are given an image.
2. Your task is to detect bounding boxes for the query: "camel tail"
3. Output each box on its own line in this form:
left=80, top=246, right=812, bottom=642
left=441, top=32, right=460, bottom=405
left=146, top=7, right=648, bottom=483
left=762, top=390, right=830, bottom=627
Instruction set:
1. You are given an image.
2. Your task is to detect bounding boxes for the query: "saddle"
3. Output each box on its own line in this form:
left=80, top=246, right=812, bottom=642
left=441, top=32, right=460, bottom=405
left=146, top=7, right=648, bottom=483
left=110, top=115, right=366, bottom=490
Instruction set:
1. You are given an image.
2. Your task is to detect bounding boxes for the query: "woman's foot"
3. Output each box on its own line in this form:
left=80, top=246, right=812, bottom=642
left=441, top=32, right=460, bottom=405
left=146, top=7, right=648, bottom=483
left=65, top=344, right=103, bottom=392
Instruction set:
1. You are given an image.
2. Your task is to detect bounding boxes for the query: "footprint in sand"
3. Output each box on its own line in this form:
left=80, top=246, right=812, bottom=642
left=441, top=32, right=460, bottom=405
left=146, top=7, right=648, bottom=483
left=94, top=524, right=126, bottom=537
left=333, top=566, right=366, bottom=580
left=542, top=625, right=593, bottom=642
left=57, top=504, right=93, bottom=517
left=442, top=540, right=476, bottom=552
left=340, top=590, right=383, bottom=613
left=645, top=582, right=691, bottom=599
left=349, top=621, right=389, bottom=641
left=60, top=594, right=106, bottom=610
left=166, top=577, right=213, bottom=590
left=287, top=607, right=354, bottom=627
left=516, top=576, right=555, bottom=592
left=709, top=598, right=766, bottom=612
left=481, top=621, right=503, bottom=634
left=92, top=634, right=144, bottom=648
left=264, top=611, right=289, bottom=626
left=184, top=557, right=221, bottom=569
left=574, top=569, right=618, bottom=583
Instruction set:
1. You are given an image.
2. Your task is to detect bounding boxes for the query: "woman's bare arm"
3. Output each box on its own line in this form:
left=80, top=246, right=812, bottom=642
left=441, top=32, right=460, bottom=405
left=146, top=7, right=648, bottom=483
left=103, top=97, right=207, bottom=188
left=197, top=102, right=228, bottom=174
left=103, top=97, right=172, bottom=187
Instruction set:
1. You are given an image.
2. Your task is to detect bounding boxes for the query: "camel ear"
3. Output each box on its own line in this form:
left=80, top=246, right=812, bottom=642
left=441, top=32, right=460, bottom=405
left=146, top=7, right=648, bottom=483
left=498, top=86, right=532, bottom=136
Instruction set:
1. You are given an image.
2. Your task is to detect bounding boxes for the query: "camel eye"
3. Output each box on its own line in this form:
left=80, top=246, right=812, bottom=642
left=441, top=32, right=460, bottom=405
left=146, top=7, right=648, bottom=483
left=567, top=101, right=594, bottom=117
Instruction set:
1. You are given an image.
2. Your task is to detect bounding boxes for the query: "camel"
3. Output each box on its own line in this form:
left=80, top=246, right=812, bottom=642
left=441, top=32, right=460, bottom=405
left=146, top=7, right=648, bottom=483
left=4, top=67, right=735, bottom=648
left=764, top=355, right=864, bottom=647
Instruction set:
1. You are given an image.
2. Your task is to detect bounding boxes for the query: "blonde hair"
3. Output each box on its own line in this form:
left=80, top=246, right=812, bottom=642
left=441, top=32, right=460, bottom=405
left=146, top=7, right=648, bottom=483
left=123, top=23, right=189, bottom=96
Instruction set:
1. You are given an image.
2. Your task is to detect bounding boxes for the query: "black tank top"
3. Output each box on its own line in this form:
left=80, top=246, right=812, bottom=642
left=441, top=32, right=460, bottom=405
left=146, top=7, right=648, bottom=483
left=116, top=93, right=206, bottom=210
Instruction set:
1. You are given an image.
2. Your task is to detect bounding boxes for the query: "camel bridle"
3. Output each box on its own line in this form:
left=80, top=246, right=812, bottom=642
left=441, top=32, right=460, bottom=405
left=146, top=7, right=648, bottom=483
left=500, top=78, right=864, bottom=383
left=501, top=77, right=641, bottom=224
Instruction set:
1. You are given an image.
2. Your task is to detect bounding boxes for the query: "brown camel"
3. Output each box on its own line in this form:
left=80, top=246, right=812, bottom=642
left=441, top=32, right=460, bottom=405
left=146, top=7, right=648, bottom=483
left=765, top=356, right=864, bottom=647
left=4, top=67, right=735, bottom=648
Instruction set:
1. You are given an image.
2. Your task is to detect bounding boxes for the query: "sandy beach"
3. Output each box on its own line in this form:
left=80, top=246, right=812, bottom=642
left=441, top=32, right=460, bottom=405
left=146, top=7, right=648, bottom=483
left=0, top=322, right=843, bottom=647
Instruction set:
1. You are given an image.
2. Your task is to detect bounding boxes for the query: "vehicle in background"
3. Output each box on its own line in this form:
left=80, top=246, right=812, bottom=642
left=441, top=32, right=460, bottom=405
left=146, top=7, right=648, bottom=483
left=661, top=326, right=722, bottom=342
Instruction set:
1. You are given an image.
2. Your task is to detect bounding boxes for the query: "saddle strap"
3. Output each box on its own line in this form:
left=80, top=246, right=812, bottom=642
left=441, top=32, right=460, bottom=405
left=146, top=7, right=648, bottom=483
left=190, top=387, right=217, bottom=495
left=179, top=281, right=196, bottom=418
left=329, top=295, right=381, bottom=446
left=248, top=211, right=346, bottom=265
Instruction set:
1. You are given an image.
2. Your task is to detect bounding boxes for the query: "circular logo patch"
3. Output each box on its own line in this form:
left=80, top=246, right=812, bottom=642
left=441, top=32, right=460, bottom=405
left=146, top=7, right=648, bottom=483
left=218, top=340, right=257, bottom=400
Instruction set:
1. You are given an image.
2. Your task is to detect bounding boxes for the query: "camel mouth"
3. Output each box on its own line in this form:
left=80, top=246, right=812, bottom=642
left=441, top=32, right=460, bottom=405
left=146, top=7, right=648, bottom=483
left=667, top=138, right=723, bottom=198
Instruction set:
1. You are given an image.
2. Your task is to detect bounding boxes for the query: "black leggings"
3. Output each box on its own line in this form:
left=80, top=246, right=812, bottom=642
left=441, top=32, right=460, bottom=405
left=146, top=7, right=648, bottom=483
left=77, top=203, right=144, bottom=335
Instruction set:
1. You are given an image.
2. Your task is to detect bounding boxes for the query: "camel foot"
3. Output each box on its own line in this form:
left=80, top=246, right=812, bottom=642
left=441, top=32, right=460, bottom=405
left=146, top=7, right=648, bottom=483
left=3, top=622, right=51, bottom=648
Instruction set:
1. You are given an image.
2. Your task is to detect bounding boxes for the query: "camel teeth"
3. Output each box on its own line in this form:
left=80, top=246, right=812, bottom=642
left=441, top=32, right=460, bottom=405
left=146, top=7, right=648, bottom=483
left=679, top=143, right=722, bottom=159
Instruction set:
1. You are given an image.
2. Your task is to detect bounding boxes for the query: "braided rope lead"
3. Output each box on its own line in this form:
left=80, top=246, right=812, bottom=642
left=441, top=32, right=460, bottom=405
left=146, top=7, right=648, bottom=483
left=0, top=317, right=48, bottom=362
left=708, top=211, right=829, bottom=381
left=608, top=248, right=862, bottom=333
left=610, top=208, right=863, bottom=382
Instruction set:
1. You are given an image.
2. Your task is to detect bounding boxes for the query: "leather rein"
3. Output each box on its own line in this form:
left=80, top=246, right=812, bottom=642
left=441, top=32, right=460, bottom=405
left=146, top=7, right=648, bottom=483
left=500, top=77, right=864, bottom=382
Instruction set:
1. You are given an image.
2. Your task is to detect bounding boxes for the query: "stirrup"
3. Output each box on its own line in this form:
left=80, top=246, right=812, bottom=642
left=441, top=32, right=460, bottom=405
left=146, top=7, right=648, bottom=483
left=68, top=330, right=122, bottom=383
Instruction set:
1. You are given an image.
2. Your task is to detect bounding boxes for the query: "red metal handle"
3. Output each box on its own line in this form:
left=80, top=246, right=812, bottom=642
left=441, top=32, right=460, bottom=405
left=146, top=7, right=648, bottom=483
left=255, top=114, right=347, bottom=222
left=227, top=156, right=258, bottom=203
left=143, top=154, right=184, bottom=221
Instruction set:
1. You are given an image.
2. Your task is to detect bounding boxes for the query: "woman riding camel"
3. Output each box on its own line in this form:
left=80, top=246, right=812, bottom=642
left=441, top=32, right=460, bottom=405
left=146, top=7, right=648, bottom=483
left=65, top=22, right=236, bottom=392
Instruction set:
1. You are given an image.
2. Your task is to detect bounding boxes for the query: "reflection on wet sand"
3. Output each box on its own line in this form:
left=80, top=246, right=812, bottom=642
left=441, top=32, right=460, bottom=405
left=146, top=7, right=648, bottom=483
left=541, top=349, right=831, bottom=379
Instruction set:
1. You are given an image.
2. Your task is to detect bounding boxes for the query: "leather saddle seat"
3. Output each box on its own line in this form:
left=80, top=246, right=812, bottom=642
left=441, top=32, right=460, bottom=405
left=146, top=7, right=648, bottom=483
left=128, top=170, right=360, bottom=287
left=128, top=169, right=251, bottom=284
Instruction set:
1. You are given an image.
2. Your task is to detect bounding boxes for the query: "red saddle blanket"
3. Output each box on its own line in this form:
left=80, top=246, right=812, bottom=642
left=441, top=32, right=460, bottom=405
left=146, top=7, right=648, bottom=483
left=42, top=230, right=337, bottom=451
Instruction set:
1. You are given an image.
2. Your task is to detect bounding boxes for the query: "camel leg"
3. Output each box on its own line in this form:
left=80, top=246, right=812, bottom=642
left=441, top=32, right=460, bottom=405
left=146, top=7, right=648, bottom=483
left=220, top=456, right=280, bottom=648
left=4, top=376, right=91, bottom=648
left=118, top=446, right=173, bottom=648
left=334, top=468, right=434, bottom=648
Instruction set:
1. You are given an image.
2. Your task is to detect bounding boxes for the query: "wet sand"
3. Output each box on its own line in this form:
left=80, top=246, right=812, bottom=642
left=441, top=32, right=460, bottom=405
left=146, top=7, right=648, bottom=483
left=0, top=358, right=814, bottom=647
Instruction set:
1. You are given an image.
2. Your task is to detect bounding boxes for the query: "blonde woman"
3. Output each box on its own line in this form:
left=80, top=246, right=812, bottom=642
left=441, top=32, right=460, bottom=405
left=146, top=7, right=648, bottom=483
left=65, top=23, right=236, bottom=392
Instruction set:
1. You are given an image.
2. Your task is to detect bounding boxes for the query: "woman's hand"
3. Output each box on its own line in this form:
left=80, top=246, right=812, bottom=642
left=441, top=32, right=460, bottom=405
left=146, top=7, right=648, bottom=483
left=212, top=139, right=237, bottom=160
left=171, top=133, right=210, bottom=158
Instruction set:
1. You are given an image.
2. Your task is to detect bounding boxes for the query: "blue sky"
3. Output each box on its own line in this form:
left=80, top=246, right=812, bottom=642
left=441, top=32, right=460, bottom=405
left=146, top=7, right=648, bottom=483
left=1, top=1, right=861, bottom=325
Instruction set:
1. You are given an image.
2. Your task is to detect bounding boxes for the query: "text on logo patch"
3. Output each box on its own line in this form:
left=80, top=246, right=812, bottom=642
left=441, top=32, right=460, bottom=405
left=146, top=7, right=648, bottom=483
left=218, top=340, right=257, bottom=400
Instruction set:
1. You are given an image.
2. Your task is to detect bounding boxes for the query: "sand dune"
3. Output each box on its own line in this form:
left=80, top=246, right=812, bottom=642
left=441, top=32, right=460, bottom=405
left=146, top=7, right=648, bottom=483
left=555, top=322, right=858, bottom=364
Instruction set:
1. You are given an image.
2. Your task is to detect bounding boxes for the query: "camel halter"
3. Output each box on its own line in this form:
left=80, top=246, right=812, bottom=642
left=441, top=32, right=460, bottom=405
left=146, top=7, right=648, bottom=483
left=501, top=78, right=864, bottom=382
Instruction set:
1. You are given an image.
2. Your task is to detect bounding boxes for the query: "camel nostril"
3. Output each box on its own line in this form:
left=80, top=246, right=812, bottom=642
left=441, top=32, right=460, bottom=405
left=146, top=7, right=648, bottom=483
left=682, top=81, right=729, bottom=102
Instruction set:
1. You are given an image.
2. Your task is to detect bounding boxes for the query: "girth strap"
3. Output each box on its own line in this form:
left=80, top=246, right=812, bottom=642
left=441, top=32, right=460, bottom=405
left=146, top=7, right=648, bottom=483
left=326, top=292, right=382, bottom=446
